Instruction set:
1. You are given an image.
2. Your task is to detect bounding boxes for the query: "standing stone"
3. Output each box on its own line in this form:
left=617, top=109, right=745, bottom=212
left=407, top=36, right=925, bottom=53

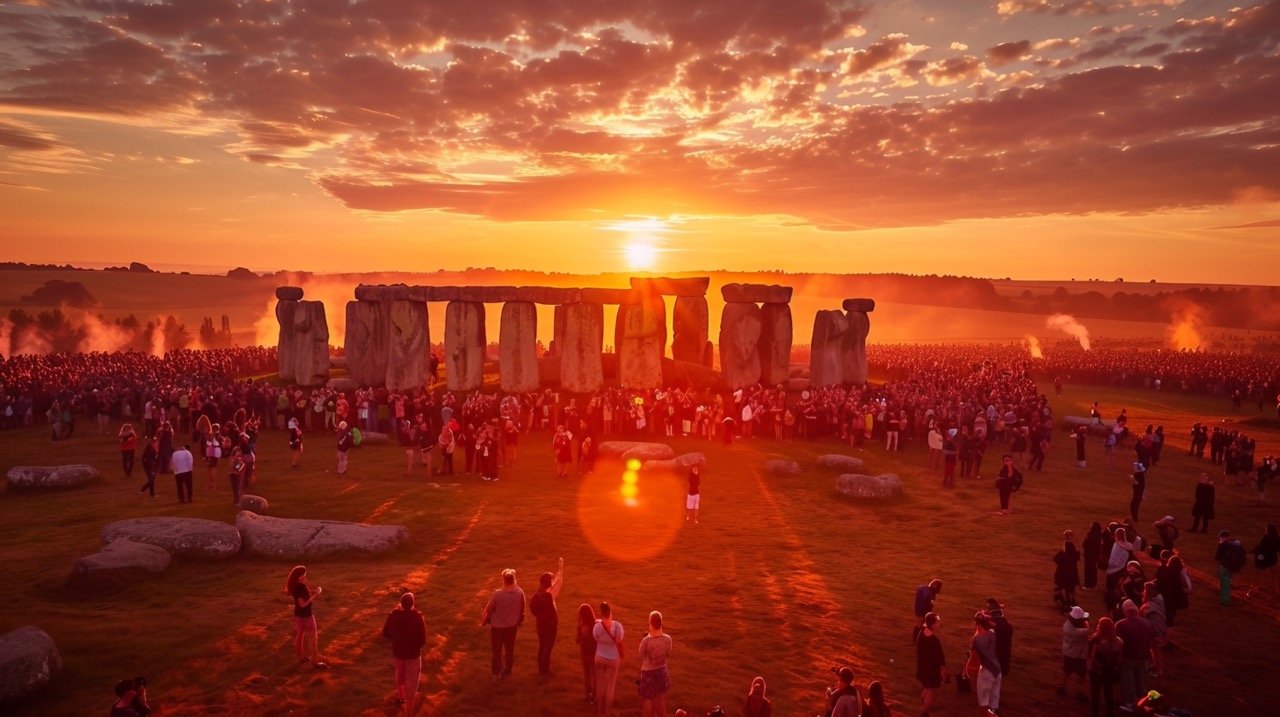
left=718, top=302, right=763, bottom=388
left=615, top=292, right=666, bottom=389
left=499, top=301, right=539, bottom=393
left=759, top=302, right=793, bottom=385
left=445, top=301, right=486, bottom=391
left=275, top=298, right=298, bottom=380
left=293, top=300, right=330, bottom=387
left=809, top=310, right=849, bottom=387
left=345, top=300, right=389, bottom=387
left=842, top=310, right=871, bottom=385
left=386, top=300, right=429, bottom=391
left=702, top=340, right=715, bottom=368
left=561, top=302, right=604, bottom=393
left=551, top=304, right=567, bottom=356
left=672, top=296, right=709, bottom=364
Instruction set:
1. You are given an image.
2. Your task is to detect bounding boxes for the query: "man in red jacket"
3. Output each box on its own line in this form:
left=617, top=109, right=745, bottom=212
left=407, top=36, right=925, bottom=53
left=383, top=592, right=428, bottom=716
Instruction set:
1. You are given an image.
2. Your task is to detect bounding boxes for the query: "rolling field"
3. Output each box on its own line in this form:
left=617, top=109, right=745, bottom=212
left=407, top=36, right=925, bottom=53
left=2, top=383, right=1278, bottom=716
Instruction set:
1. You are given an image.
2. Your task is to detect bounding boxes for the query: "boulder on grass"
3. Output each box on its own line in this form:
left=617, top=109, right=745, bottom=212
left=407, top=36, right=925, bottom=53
left=1062, top=416, right=1114, bottom=436
left=836, top=473, right=903, bottom=500
left=238, top=494, right=269, bottom=514
left=235, top=512, right=408, bottom=560
left=641, top=452, right=707, bottom=472
left=6, top=464, right=101, bottom=491
left=597, top=441, right=675, bottom=463
left=101, top=517, right=242, bottom=560
left=358, top=431, right=391, bottom=445
left=71, top=539, right=171, bottom=586
left=763, top=460, right=802, bottom=477
left=817, top=454, right=865, bottom=473
left=0, top=626, right=61, bottom=703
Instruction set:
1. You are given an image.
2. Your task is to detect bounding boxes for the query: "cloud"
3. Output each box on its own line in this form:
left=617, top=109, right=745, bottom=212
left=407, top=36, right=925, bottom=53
left=1209, top=219, right=1280, bottom=229
left=998, top=0, right=1182, bottom=17
left=987, top=40, right=1032, bottom=66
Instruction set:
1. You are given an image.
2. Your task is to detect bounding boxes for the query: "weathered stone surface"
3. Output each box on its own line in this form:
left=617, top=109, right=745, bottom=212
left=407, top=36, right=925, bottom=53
left=358, top=431, right=391, bottom=445
left=836, top=473, right=903, bottom=500
left=72, top=539, right=171, bottom=584
left=718, top=302, right=762, bottom=388
left=275, top=286, right=303, bottom=301
left=842, top=298, right=877, bottom=313
left=238, top=494, right=269, bottom=514
left=789, top=363, right=810, bottom=378
left=721, top=283, right=793, bottom=303
left=759, top=302, right=793, bottom=385
left=513, top=287, right=582, bottom=304
left=444, top=301, right=486, bottom=391
left=326, top=377, right=357, bottom=393
left=551, top=304, right=567, bottom=356
left=641, top=452, right=707, bottom=472
left=355, top=284, right=410, bottom=302
left=1063, top=416, right=1115, bottom=435
left=672, top=296, right=709, bottom=364
left=597, top=441, right=676, bottom=462
left=702, top=340, right=715, bottom=368
left=405, top=285, right=460, bottom=302
left=817, top=454, right=866, bottom=473
left=455, top=285, right=519, bottom=303
left=615, top=293, right=666, bottom=389
left=763, top=460, right=803, bottom=477
left=785, top=378, right=810, bottom=392
left=0, top=627, right=61, bottom=703
left=667, top=358, right=728, bottom=391
left=275, top=298, right=298, bottom=379
left=499, top=301, right=539, bottom=392
left=293, top=300, right=330, bottom=387
left=578, top=288, right=636, bottom=304
left=386, top=300, right=429, bottom=391
left=558, top=302, right=601, bottom=391
left=809, top=310, right=849, bottom=387
left=345, top=300, right=388, bottom=387
left=235, top=512, right=409, bottom=560
left=101, top=517, right=242, bottom=560
left=630, top=277, right=710, bottom=296
left=842, top=310, right=870, bottom=385
left=329, top=355, right=347, bottom=369
left=6, top=464, right=101, bottom=491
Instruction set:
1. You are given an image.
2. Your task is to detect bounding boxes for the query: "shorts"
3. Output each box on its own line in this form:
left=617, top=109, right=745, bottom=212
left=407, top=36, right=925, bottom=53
left=1063, top=657, right=1086, bottom=676
left=294, top=615, right=317, bottom=633
left=686, top=494, right=700, bottom=510
left=637, top=666, right=670, bottom=699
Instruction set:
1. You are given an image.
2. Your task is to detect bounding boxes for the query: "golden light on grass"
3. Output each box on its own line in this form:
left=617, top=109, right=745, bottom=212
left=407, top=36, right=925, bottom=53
left=577, top=458, right=682, bottom=561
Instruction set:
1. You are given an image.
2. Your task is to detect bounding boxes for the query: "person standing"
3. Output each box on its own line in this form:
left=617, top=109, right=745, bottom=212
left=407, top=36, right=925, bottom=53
left=1115, top=600, right=1151, bottom=711
left=530, top=558, right=565, bottom=678
left=968, top=612, right=1003, bottom=717
left=288, top=417, right=304, bottom=469
left=1059, top=605, right=1090, bottom=703
left=823, top=666, right=860, bottom=717
left=995, top=455, right=1022, bottom=515
left=1088, top=616, right=1123, bottom=717
left=553, top=425, right=574, bottom=477
left=1191, top=473, right=1215, bottom=533
left=1075, top=426, right=1088, bottom=469
left=139, top=436, right=160, bottom=498
left=227, top=446, right=246, bottom=505
left=986, top=598, right=1014, bottom=677
left=685, top=465, right=701, bottom=524
left=576, top=604, right=598, bottom=705
left=1054, top=532, right=1081, bottom=612
left=438, top=421, right=456, bottom=475
left=170, top=443, right=194, bottom=504
left=382, top=592, right=427, bottom=717
left=286, top=565, right=323, bottom=665
left=744, top=676, right=772, bottom=717
left=638, top=610, right=672, bottom=717
left=592, top=602, right=624, bottom=717
left=1252, top=523, right=1280, bottom=596
left=397, top=419, right=416, bottom=476
left=118, top=424, right=138, bottom=478
left=1082, top=522, right=1103, bottom=591
left=912, top=578, right=943, bottom=642
left=1129, top=463, right=1147, bottom=522
left=335, top=421, right=354, bottom=475
left=1215, top=530, right=1247, bottom=606
left=915, top=612, right=946, bottom=716
left=480, top=569, right=526, bottom=680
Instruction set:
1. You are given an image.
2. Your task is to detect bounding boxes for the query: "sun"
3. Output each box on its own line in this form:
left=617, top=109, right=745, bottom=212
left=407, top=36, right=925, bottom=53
left=625, top=240, right=659, bottom=270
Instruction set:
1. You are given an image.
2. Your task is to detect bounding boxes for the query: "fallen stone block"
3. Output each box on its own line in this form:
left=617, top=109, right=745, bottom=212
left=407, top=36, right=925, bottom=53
left=101, top=517, right=242, bottom=560
left=836, top=473, right=903, bottom=500
left=6, top=464, right=101, bottom=491
left=235, top=512, right=409, bottom=560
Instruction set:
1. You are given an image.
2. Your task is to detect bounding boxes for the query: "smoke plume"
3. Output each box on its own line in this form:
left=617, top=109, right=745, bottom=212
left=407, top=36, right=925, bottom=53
left=253, top=275, right=358, bottom=348
left=1045, top=313, right=1091, bottom=350
left=1168, top=302, right=1207, bottom=351
left=1025, top=334, right=1044, bottom=359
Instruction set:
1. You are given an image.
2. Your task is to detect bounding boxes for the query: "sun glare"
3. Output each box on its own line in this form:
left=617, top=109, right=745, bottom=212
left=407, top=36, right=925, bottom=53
left=625, top=240, right=658, bottom=270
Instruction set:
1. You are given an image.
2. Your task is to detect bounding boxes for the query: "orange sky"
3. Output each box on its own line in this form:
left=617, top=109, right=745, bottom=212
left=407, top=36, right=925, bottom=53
left=1, top=0, right=1278, bottom=282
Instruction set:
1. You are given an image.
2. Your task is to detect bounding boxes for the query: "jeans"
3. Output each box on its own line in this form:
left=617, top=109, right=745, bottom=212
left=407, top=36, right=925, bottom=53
left=1219, top=564, right=1233, bottom=605
left=175, top=471, right=193, bottom=502
left=594, top=655, right=620, bottom=713
left=1120, top=658, right=1146, bottom=706
left=536, top=625, right=556, bottom=675
left=490, top=626, right=517, bottom=676
left=1090, top=671, right=1117, bottom=717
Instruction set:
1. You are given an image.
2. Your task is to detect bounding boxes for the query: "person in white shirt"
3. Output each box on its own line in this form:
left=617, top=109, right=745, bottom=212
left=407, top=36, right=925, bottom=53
left=170, top=444, right=195, bottom=503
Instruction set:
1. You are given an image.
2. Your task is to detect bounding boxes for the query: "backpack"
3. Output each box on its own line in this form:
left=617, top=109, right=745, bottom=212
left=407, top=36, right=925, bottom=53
left=1223, top=540, right=1247, bottom=574
left=351, top=427, right=363, bottom=447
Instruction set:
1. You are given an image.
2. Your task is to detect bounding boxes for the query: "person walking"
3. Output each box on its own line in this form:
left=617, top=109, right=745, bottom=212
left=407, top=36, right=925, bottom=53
left=286, top=566, right=323, bottom=666
left=638, top=610, right=672, bottom=717
left=967, top=612, right=1003, bottom=717
left=139, top=435, right=160, bottom=498
left=170, top=443, right=194, bottom=504
left=335, top=421, right=354, bottom=475
left=592, top=601, right=624, bottom=716
left=1215, top=530, right=1247, bottom=606
left=915, top=612, right=946, bottom=716
left=530, top=558, right=565, bottom=678
left=480, top=569, right=526, bottom=680
left=1191, top=473, right=1215, bottom=533
left=995, top=455, right=1022, bottom=515
left=382, top=592, right=427, bottom=717
left=912, top=578, right=943, bottom=643
left=576, top=604, right=598, bottom=705
left=118, top=424, right=138, bottom=477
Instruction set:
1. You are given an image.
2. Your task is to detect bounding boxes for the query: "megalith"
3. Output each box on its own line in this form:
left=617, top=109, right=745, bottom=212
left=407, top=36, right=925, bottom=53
left=809, top=310, right=849, bottom=387
left=718, top=302, right=763, bottom=388
left=672, top=296, right=709, bottom=364
left=275, top=297, right=298, bottom=380
left=386, top=300, right=429, bottom=391
left=445, top=301, right=486, bottom=391
left=499, top=301, right=539, bottom=393
left=615, top=292, right=666, bottom=389
left=759, top=302, right=793, bottom=385
left=842, top=309, right=871, bottom=385
left=551, top=304, right=567, bottom=356
left=345, top=300, right=389, bottom=387
left=292, top=300, right=330, bottom=387
left=561, top=302, right=604, bottom=393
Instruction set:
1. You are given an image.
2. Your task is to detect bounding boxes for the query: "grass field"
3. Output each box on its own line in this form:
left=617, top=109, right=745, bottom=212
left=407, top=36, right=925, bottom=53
left=1, top=383, right=1278, bottom=717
